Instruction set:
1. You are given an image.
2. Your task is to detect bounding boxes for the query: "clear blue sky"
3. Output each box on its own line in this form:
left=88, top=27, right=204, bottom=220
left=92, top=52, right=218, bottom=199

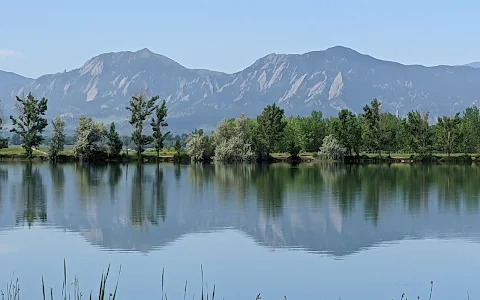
left=1, top=0, right=479, bottom=78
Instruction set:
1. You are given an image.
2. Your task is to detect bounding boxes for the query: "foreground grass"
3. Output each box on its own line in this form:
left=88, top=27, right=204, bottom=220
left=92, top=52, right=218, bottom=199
left=1, top=262, right=440, bottom=300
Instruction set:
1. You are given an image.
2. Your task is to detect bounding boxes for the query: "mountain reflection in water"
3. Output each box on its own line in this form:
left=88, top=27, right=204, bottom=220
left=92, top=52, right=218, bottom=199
left=0, top=162, right=480, bottom=257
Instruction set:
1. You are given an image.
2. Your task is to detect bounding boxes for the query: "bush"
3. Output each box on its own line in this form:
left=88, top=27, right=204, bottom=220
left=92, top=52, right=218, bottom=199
left=173, top=152, right=190, bottom=163
left=319, top=135, right=345, bottom=161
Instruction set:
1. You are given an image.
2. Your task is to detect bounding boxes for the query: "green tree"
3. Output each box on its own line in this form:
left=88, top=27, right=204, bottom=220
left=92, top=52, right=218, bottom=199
left=319, top=134, right=345, bottom=161
left=186, top=130, right=214, bottom=162
left=435, top=113, right=463, bottom=156
left=283, top=117, right=304, bottom=157
left=332, top=109, right=362, bottom=156
left=49, top=117, right=66, bottom=161
left=10, top=93, right=48, bottom=158
left=174, top=139, right=182, bottom=155
left=362, top=99, right=383, bottom=157
left=126, top=92, right=158, bottom=158
left=406, top=110, right=433, bottom=155
left=0, top=102, right=6, bottom=149
left=213, top=114, right=256, bottom=162
left=257, top=103, right=287, bottom=158
left=73, top=117, right=107, bottom=161
left=461, top=106, right=480, bottom=153
left=151, top=99, right=169, bottom=159
left=303, top=110, right=325, bottom=152
left=106, top=122, right=123, bottom=158
left=381, top=113, right=402, bottom=155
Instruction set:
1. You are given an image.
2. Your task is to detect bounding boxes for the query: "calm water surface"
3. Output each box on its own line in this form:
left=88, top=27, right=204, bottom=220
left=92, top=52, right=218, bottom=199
left=1, top=163, right=480, bottom=299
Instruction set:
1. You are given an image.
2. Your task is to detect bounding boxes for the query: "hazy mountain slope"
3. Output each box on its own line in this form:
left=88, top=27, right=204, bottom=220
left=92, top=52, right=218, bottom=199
left=0, top=71, right=33, bottom=104
left=2, top=46, right=480, bottom=132
left=465, top=62, right=480, bottom=68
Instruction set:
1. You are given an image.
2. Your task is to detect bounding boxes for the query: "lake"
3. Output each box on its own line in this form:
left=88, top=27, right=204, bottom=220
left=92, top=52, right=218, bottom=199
left=1, top=162, right=480, bottom=299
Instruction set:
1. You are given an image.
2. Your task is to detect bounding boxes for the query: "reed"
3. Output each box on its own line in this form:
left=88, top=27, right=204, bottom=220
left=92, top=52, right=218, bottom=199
left=1, top=262, right=440, bottom=300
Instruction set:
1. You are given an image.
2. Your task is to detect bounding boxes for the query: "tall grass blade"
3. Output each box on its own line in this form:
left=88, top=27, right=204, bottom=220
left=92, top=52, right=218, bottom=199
left=62, top=259, right=67, bottom=300
left=42, top=276, right=46, bottom=300
left=212, top=284, right=215, bottom=300
left=201, top=265, right=204, bottom=300
left=428, top=281, right=433, bottom=300
left=184, top=280, right=187, bottom=300
left=111, top=266, right=121, bottom=300
left=161, top=267, right=165, bottom=300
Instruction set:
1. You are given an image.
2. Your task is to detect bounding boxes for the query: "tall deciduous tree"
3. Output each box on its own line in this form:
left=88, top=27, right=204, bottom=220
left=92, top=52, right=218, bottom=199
left=49, top=117, right=66, bottom=161
left=151, top=100, right=169, bottom=160
left=174, top=139, right=182, bottom=155
left=435, top=113, right=462, bottom=156
left=303, top=110, right=325, bottom=152
left=333, top=109, right=362, bottom=156
left=257, top=103, right=287, bottom=158
left=127, top=92, right=158, bottom=158
left=406, top=110, right=433, bottom=155
left=0, top=101, right=7, bottom=149
left=461, top=106, right=480, bottom=153
left=10, top=93, right=48, bottom=158
left=73, top=117, right=107, bottom=161
left=106, top=122, right=123, bottom=158
left=362, top=98, right=383, bottom=157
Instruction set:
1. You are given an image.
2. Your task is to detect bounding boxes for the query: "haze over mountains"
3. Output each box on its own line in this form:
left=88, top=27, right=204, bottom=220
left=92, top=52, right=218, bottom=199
left=1, top=46, right=480, bottom=133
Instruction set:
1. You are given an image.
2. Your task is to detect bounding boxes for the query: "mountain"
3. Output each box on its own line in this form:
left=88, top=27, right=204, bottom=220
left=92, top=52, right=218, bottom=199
left=465, top=62, right=480, bottom=68
left=2, top=46, right=480, bottom=132
left=0, top=71, right=33, bottom=100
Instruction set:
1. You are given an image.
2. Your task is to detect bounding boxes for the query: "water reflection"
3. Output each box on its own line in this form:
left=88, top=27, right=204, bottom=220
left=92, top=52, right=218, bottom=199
left=14, top=163, right=47, bottom=227
left=1, top=163, right=480, bottom=256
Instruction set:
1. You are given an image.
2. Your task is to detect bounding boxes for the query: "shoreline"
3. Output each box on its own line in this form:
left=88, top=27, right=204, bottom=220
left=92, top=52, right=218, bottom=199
left=0, top=152, right=477, bottom=165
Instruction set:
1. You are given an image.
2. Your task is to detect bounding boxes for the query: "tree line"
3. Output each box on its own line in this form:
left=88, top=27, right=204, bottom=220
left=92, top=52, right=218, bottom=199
left=0, top=91, right=170, bottom=161
left=186, top=99, right=480, bottom=162
left=1, top=93, right=479, bottom=163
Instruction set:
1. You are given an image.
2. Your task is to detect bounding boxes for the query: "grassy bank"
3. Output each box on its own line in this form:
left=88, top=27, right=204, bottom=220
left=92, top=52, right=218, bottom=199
left=0, top=147, right=181, bottom=163
left=0, top=146, right=478, bottom=164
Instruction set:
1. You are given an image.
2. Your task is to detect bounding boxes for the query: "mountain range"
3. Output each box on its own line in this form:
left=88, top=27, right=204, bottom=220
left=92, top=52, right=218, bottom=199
left=1, top=46, right=480, bottom=133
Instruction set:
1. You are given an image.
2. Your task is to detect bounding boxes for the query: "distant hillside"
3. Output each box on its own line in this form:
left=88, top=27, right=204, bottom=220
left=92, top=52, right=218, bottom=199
left=2, top=47, right=480, bottom=133
left=465, top=62, right=480, bottom=68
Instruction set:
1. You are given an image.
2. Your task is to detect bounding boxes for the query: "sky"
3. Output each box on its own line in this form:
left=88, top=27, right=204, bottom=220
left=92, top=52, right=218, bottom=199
left=0, top=0, right=479, bottom=78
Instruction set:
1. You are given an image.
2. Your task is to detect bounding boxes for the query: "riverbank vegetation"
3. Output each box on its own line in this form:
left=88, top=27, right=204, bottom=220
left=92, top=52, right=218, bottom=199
left=1, top=261, right=435, bottom=300
left=1, top=92, right=480, bottom=163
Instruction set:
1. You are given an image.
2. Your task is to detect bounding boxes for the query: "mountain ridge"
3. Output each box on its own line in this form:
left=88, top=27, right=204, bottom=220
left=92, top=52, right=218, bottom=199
left=1, top=46, right=480, bottom=133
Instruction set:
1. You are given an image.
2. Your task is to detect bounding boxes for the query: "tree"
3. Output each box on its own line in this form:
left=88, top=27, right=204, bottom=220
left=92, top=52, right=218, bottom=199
left=73, top=117, right=107, bottom=161
left=461, top=106, right=480, bottom=153
left=174, top=139, right=182, bottom=155
left=186, top=131, right=213, bottom=162
left=0, top=101, right=7, bottom=149
left=284, top=117, right=303, bottom=157
left=257, top=103, right=287, bottom=158
left=213, top=114, right=256, bottom=162
left=49, top=117, right=66, bottom=161
left=319, top=134, right=345, bottom=161
left=362, top=99, right=383, bottom=157
left=126, top=92, right=158, bottom=158
left=302, top=110, right=326, bottom=152
left=106, top=122, right=123, bottom=158
left=151, top=99, right=169, bottom=160
left=332, top=109, right=362, bottom=156
left=406, top=110, right=433, bottom=155
left=10, top=93, right=48, bottom=158
left=435, top=113, right=462, bottom=156
left=381, top=113, right=402, bottom=155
